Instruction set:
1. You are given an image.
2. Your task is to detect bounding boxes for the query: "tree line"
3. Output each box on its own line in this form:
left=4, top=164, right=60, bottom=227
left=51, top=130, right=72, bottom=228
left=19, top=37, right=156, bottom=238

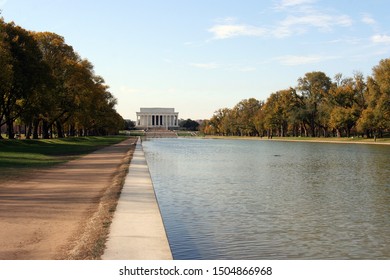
left=0, top=18, right=124, bottom=139
left=200, top=58, right=390, bottom=138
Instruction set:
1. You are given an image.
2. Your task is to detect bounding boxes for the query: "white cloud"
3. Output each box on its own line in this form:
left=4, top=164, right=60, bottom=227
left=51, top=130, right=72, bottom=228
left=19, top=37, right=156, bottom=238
left=334, top=15, right=353, bottom=27
left=208, top=24, right=267, bottom=39
left=215, top=17, right=238, bottom=24
left=322, top=37, right=362, bottom=45
left=189, top=62, right=219, bottom=69
left=362, top=14, right=376, bottom=26
left=371, top=34, right=390, bottom=44
left=276, top=0, right=316, bottom=9
left=209, top=2, right=352, bottom=40
left=189, top=62, right=257, bottom=72
left=276, top=55, right=337, bottom=66
left=273, top=0, right=353, bottom=37
left=274, top=12, right=352, bottom=37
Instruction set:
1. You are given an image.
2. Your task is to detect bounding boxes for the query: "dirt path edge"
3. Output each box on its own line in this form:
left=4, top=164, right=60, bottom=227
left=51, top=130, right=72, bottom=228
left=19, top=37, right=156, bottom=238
left=55, top=138, right=137, bottom=260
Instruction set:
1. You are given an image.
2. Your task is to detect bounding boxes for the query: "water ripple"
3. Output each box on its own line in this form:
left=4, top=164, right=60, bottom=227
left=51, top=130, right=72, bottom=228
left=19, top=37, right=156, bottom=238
left=144, top=138, right=390, bottom=259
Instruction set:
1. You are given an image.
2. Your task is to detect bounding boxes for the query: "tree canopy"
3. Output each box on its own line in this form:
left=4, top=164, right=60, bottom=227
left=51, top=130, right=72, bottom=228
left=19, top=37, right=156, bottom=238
left=179, top=119, right=200, bottom=131
left=201, top=59, right=390, bottom=138
left=0, top=19, right=124, bottom=139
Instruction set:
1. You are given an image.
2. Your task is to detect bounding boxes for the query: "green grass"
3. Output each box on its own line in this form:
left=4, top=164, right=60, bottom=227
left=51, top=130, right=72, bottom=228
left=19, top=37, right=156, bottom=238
left=0, top=136, right=128, bottom=171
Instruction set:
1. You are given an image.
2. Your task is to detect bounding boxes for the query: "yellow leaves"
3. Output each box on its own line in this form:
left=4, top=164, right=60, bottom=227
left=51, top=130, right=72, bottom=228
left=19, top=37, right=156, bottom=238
left=204, top=65, right=388, bottom=137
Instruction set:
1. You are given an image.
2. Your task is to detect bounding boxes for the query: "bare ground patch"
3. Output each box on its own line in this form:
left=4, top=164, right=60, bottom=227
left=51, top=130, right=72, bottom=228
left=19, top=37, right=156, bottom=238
left=0, top=138, right=137, bottom=260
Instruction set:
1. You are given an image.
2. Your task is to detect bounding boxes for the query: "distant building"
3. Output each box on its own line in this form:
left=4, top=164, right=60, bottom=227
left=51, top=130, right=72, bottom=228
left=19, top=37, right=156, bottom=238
left=136, top=108, right=179, bottom=129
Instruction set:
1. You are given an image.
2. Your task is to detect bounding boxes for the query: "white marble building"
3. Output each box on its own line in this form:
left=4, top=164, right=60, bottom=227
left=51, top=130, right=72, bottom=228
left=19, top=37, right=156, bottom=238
left=136, top=108, right=179, bottom=129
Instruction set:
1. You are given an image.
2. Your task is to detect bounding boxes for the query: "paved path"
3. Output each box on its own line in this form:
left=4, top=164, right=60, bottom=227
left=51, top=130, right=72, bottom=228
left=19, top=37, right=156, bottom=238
left=102, top=138, right=172, bottom=260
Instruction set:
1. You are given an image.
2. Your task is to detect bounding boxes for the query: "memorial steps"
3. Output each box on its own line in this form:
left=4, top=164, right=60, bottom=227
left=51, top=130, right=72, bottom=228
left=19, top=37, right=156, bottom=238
left=145, top=128, right=178, bottom=138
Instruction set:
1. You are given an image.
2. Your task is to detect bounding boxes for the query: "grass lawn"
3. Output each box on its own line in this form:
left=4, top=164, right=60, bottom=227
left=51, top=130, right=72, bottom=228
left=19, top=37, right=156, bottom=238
left=0, top=136, right=129, bottom=175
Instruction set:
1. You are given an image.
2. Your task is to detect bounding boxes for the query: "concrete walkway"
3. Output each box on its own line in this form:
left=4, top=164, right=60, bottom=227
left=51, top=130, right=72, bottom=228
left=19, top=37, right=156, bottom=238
left=102, top=138, right=172, bottom=260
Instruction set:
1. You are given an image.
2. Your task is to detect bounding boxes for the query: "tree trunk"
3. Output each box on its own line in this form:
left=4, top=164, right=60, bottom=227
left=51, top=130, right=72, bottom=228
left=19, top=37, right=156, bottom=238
left=6, top=117, right=14, bottom=139
left=26, top=121, right=32, bottom=139
left=56, top=121, right=64, bottom=138
left=310, top=119, right=316, bottom=137
left=302, top=124, right=308, bottom=137
left=42, top=120, right=50, bottom=139
left=32, top=118, right=40, bottom=139
left=322, top=127, right=327, bottom=137
left=69, top=124, right=76, bottom=136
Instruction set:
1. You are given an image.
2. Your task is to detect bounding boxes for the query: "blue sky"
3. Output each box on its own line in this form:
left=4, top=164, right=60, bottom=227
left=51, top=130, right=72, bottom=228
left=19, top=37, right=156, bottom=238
left=1, top=0, right=390, bottom=120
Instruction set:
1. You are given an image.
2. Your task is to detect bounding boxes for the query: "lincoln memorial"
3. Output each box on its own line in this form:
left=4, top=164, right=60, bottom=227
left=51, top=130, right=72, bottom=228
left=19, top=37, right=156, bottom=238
left=136, top=108, right=179, bottom=129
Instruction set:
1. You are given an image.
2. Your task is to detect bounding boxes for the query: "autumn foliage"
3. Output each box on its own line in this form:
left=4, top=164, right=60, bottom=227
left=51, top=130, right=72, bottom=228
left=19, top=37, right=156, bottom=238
left=201, top=60, right=390, bottom=138
left=0, top=19, right=124, bottom=139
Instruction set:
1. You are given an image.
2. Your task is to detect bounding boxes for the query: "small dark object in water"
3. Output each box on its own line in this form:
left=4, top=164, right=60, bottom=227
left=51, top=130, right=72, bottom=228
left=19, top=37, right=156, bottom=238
left=274, top=154, right=281, bottom=157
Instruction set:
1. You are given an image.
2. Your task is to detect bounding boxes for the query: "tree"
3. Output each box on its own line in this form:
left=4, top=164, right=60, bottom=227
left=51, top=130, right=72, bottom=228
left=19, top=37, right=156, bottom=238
left=253, top=105, right=266, bottom=137
left=232, top=98, right=262, bottom=136
left=263, top=92, right=283, bottom=137
left=31, top=32, right=124, bottom=137
left=357, top=59, right=390, bottom=137
left=195, top=60, right=389, bottom=139
left=0, top=21, right=124, bottom=139
left=179, top=119, right=200, bottom=131
left=32, top=32, right=82, bottom=138
left=0, top=22, right=46, bottom=139
left=0, top=19, right=13, bottom=138
left=263, top=88, right=300, bottom=137
left=297, top=71, right=332, bottom=137
left=199, top=119, right=211, bottom=135
left=329, top=73, right=364, bottom=137
left=208, top=108, right=231, bottom=135
left=124, top=119, right=136, bottom=130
